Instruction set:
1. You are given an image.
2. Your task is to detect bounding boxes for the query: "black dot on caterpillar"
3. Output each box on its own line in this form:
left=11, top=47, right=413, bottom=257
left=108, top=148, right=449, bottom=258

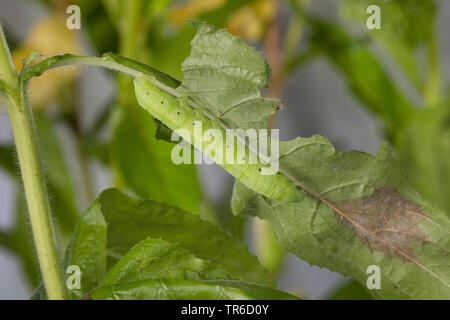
left=134, top=77, right=300, bottom=202
left=161, top=101, right=164, bottom=104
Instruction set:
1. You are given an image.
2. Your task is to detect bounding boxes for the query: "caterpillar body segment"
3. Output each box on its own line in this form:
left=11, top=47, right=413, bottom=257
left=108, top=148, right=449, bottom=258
left=134, top=77, right=300, bottom=202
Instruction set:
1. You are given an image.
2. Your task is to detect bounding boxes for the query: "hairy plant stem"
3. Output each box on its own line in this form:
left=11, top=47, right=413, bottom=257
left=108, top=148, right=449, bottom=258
left=0, top=25, right=65, bottom=299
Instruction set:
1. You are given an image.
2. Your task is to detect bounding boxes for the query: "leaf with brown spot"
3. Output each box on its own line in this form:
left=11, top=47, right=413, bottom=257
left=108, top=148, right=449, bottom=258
left=336, top=187, right=430, bottom=261
left=232, top=138, right=450, bottom=299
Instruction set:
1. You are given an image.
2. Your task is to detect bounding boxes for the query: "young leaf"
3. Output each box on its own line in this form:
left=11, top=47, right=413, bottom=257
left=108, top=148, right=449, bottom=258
left=92, top=279, right=298, bottom=300
left=64, top=199, right=107, bottom=299
left=99, top=238, right=232, bottom=286
left=19, top=50, right=42, bottom=77
left=97, top=188, right=272, bottom=286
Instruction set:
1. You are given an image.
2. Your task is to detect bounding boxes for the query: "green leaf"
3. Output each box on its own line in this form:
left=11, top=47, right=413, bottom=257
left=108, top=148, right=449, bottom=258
left=341, top=0, right=436, bottom=86
left=63, top=199, right=107, bottom=299
left=99, top=238, right=232, bottom=286
left=80, top=101, right=112, bottom=165
left=178, top=21, right=278, bottom=130
left=306, top=18, right=416, bottom=130
left=208, top=280, right=298, bottom=300
left=233, top=138, right=450, bottom=299
left=81, top=1, right=119, bottom=54
left=110, top=106, right=202, bottom=214
left=98, top=188, right=272, bottom=286
left=19, top=50, right=42, bottom=78
left=327, top=280, right=373, bottom=300
left=252, top=219, right=285, bottom=275
left=92, top=279, right=298, bottom=300
left=395, top=107, right=450, bottom=213
left=146, top=0, right=256, bottom=80
left=343, top=0, right=436, bottom=47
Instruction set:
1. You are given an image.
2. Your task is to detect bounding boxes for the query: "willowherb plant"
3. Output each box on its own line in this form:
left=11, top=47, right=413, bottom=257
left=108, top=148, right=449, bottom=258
left=0, top=17, right=449, bottom=300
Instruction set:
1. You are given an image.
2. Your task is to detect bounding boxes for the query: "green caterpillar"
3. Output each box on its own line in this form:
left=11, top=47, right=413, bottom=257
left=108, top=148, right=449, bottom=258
left=134, top=77, right=300, bottom=202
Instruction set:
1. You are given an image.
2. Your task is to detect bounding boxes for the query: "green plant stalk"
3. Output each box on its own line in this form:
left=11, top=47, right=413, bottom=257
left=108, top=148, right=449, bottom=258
left=424, top=23, right=442, bottom=106
left=253, top=218, right=284, bottom=276
left=113, top=0, right=150, bottom=190
left=0, top=25, right=65, bottom=300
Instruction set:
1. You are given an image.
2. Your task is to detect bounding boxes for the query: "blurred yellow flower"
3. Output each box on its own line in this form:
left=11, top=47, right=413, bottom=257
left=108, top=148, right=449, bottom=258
left=12, top=14, right=82, bottom=108
left=170, top=0, right=225, bottom=25
left=170, top=0, right=276, bottom=42
left=227, top=0, right=276, bottom=42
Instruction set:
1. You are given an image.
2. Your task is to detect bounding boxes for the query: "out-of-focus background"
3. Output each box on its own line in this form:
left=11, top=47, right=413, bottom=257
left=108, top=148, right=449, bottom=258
left=1, top=0, right=449, bottom=299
